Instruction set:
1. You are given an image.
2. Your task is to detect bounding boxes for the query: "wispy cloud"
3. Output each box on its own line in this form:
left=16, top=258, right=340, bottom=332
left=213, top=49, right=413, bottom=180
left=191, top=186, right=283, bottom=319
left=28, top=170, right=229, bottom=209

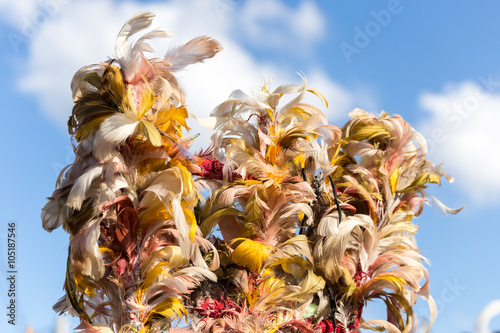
left=417, top=79, right=500, bottom=204
left=10, top=0, right=373, bottom=150
left=0, top=0, right=40, bottom=27
left=233, top=0, right=325, bottom=54
left=305, top=69, right=378, bottom=123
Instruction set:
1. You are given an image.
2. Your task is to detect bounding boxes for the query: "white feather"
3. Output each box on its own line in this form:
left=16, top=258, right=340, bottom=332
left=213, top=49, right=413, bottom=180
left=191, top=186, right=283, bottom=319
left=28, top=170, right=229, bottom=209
left=131, top=29, right=172, bottom=56
left=41, top=200, right=62, bottom=232
left=425, top=191, right=465, bottom=215
left=110, top=175, right=129, bottom=192
left=424, top=294, right=437, bottom=333
left=122, top=29, right=173, bottom=82
left=274, top=82, right=306, bottom=115
left=194, top=116, right=216, bottom=130
left=143, top=168, right=183, bottom=200
left=115, top=12, right=155, bottom=60
left=173, top=266, right=217, bottom=282
left=315, top=213, right=372, bottom=282
left=70, top=64, right=106, bottom=101
left=55, top=163, right=72, bottom=189
left=144, top=277, right=188, bottom=300
left=164, top=36, right=222, bottom=71
left=171, top=198, right=191, bottom=258
left=93, top=113, right=139, bottom=161
left=66, top=164, right=104, bottom=210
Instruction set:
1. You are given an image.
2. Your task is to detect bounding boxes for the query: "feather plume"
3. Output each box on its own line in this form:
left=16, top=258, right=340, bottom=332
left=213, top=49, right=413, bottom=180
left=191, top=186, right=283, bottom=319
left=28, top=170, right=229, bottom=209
left=115, top=12, right=157, bottom=60
left=164, top=36, right=222, bottom=71
left=42, top=12, right=461, bottom=333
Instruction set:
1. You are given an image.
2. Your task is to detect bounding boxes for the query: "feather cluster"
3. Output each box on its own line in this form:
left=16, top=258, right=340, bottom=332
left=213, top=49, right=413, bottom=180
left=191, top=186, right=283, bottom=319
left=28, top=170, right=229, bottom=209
left=42, top=12, right=462, bottom=333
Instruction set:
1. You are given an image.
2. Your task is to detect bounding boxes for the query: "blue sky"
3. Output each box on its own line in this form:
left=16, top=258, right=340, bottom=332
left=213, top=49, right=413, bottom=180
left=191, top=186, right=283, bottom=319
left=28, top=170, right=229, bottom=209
left=1, top=0, right=499, bottom=332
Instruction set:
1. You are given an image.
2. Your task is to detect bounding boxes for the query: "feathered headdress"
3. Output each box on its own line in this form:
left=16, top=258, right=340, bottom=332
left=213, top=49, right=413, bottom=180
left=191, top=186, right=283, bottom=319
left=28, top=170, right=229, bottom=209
left=42, top=12, right=462, bottom=333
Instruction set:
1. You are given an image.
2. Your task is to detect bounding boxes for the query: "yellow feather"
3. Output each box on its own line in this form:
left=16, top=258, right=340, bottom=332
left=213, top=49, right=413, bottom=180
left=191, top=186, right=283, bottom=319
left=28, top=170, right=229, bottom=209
left=293, top=154, right=305, bottom=169
left=146, top=298, right=187, bottom=322
left=307, top=87, right=329, bottom=108
left=75, top=116, right=107, bottom=142
left=98, top=246, right=114, bottom=255
left=248, top=276, right=285, bottom=306
left=346, top=124, right=391, bottom=141
left=245, top=190, right=264, bottom=226
left=399, top=172, right=442, bottom=193
left=267, top=108, right=274, bottom=122
left=157, top=105, right=190, bottom=136
left=369, top=275, right=407, bottom=294
left=138, top=262, right=170, bottom=303
left=269, top=256, right=311, bottom=279
left=139, top=200, right=171, bottom=228
left=137, top=80, right=154, bottom=120
left=143, top=246, right=188, bottom=275
left=411, top=172, right=441, bottom=187
left=183, top=205, right=197, bottom=241
left=283, top=106, right=314, bottom=123
left=74, top=270, right=99, bottom=298
left=169, top=161, right=195, bottom=199
left=389, top=167, right=401, bottom=194
left=101, top=65, right=133, bottom=112
left=292, top=271, right=325, bottom=302
left=199, top=207, right=244, bottom=237
left=367, top=293, right=414, bottom=332
left=139, top=120, right=162, bottom=146
left=137, top=158, right=168, bottom=175
left=231, top=238, right=273, bottom=272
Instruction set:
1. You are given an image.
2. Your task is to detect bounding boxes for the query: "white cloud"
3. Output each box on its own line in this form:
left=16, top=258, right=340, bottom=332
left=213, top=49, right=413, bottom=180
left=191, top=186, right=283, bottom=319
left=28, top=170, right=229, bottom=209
left=0, top=0, right=39, bottom=26
left=16, top=0, right=280, bottom=148
left=17, top=0, right=230, bottom=128
left=232, top=0, right=325, bottom=54
left=1, top=0, right=75, bottom=52
left=476, top=300, right=500, bottom=333
left=417, top=80, right=500, bottom=203
left=15, top=0, right=373, bottom=151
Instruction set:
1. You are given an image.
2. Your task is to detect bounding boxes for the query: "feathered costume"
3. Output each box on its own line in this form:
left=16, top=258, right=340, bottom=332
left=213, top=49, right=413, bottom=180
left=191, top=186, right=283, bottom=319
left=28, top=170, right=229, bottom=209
left=42, top=12, right=462, bottom=333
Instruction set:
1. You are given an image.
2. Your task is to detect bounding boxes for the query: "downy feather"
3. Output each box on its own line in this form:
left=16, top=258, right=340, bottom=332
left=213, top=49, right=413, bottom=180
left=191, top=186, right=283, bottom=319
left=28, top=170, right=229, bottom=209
left=164, top=36, right=222, bottom=71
